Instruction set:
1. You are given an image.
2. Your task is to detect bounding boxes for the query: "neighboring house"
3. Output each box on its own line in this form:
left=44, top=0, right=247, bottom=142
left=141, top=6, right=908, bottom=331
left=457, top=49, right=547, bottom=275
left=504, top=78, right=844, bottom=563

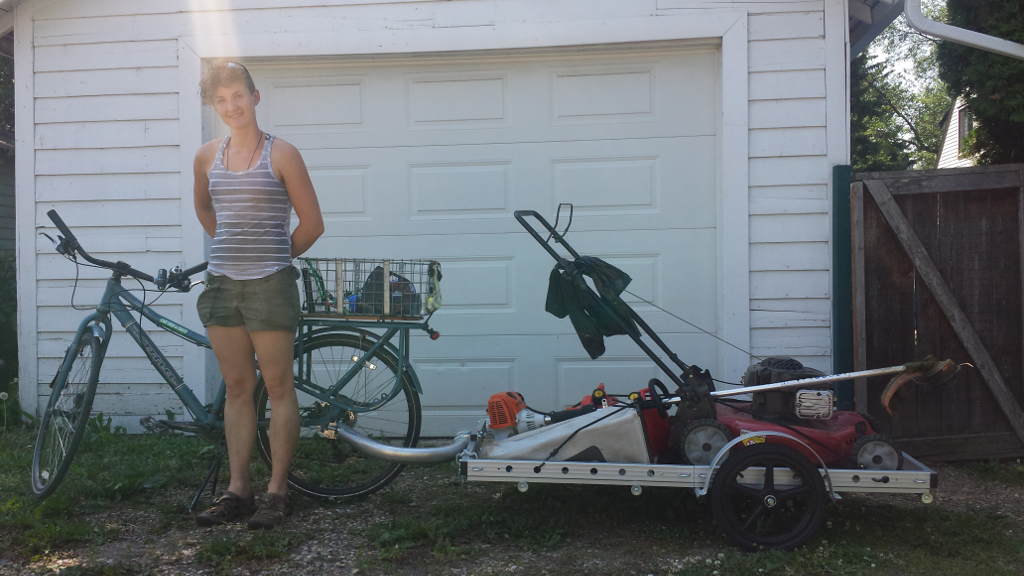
left=7, top=0, right=865, bottom=433
left=936, top=95, right=978, bottom=169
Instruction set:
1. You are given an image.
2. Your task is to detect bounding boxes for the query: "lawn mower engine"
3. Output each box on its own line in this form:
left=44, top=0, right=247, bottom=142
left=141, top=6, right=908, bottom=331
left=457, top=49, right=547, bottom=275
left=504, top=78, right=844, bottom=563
left=706, top=357, right=903, bottom=470
left=477, top=385, right=671, bottom=464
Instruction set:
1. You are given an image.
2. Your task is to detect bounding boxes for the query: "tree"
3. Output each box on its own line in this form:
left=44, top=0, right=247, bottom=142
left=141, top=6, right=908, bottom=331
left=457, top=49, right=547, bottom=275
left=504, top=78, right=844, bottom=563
left=851, top=54, right=913, bottom=172
left=851, top=1, right=952, bottom=171
left=937, top=1, right=1024, bottom=164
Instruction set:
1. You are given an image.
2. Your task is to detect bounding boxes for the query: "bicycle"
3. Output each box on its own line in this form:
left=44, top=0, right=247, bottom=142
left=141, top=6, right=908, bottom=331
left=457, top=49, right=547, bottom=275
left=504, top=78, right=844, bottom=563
left=32, top=210, right=442, bottom=507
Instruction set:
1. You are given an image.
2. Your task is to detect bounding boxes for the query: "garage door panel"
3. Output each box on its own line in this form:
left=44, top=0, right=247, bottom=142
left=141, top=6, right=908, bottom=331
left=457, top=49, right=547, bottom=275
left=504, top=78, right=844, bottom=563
left=245, top=43, right=721, bottom=433
left=407, top=71, right=509, bottom=128
left=301, top=136, right=716, bottom=237
left=255, top=46, right=718, bottom=150
left=413, top=331, right=721, bottom=434
left=306, top=228, right=715, bottom=338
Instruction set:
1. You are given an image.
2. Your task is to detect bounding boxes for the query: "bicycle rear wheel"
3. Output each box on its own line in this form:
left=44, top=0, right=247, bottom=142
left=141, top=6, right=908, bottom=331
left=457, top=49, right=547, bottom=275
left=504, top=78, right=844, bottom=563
left=256, top=330, right=421, bottom=498
left=32, top=330, right=101, bottom=498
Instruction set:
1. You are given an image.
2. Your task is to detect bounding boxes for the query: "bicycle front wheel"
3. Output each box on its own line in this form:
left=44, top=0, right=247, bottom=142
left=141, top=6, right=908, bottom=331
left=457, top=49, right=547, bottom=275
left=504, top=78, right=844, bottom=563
left=32, top=330, right=101, bottom=498
left=256, top=330, right=422, bottom=498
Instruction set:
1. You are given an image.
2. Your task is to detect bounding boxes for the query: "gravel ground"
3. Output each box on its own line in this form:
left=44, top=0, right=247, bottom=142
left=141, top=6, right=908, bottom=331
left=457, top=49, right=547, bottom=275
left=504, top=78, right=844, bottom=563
left=2, top=460, right=1022, bottom=576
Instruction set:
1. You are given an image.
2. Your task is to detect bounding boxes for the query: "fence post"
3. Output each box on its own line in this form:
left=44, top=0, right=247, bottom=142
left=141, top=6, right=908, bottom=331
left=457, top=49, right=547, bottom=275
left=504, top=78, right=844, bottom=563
left=832, top=165, right=853, bottom=409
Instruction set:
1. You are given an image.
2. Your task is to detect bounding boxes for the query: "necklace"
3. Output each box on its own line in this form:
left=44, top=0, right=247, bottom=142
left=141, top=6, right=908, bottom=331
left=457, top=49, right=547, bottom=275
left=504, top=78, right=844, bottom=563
left=226, top=132, right=263, bottom=171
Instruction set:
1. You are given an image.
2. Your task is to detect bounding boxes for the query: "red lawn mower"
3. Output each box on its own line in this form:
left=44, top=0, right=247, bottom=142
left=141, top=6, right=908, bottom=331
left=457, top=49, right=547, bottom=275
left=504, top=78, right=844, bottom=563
left=337, top=205, right=956, bottom=550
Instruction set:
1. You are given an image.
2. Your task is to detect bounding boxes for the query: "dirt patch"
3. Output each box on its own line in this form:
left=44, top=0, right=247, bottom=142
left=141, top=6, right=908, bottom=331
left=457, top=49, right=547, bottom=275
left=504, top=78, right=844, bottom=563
left=3, top=461, right=1022, bottom=576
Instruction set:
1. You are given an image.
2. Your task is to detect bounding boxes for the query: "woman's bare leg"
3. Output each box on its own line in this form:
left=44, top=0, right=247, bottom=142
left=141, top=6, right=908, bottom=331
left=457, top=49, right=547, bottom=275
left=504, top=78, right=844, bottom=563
left=208, top=325, right=258, bottom=497
left=250, top=330, right=298, bottom=495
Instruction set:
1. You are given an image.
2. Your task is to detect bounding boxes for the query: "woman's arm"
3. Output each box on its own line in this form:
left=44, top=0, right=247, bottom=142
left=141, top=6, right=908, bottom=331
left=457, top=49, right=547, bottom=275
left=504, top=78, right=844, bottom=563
left=275, top=140, right=324, bottom=258
left=193, top=142, right=217, bottom=237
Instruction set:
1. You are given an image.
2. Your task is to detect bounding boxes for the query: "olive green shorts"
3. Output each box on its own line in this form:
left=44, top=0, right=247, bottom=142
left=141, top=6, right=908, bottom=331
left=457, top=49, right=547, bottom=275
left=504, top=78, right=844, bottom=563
left=197, top=266, right=301, bottom=332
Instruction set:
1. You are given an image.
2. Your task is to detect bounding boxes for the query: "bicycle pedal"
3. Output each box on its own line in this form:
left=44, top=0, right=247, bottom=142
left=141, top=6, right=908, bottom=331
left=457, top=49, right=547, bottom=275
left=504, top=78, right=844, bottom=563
left=317, top=428, right=339, bottom=440
left=140, top=416, right=209, bottom=435
left=139, top=416, right=171, bottom=433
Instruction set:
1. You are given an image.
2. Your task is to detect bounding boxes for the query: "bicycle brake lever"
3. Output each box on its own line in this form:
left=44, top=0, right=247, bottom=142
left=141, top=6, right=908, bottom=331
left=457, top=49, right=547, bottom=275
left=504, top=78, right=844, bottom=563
left=39, top=231, right=70, bottom=255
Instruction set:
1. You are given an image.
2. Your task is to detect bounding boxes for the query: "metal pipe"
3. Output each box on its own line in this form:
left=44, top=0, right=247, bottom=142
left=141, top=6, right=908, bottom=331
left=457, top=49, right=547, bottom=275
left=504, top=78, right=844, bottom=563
left=333, top=424, right=470, bottom=463
left=708, top=365, right=909, bottom=398
left=905, top=0, right=1024, bottom=61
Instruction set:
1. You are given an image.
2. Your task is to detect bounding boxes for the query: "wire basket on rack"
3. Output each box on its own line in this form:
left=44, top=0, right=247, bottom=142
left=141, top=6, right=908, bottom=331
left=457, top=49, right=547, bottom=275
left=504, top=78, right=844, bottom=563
left=298, top=257, right=442, bottom=320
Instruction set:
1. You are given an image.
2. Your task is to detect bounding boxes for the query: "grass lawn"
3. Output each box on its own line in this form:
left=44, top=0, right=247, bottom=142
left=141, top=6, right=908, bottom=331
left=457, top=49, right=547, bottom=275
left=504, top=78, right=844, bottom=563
left=1, top=417, right=1023, bottom=575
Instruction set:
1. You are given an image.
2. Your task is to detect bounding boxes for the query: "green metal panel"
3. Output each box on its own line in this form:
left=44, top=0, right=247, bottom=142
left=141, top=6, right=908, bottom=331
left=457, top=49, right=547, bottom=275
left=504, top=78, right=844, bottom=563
left=832, top=165, right=853, bottom=409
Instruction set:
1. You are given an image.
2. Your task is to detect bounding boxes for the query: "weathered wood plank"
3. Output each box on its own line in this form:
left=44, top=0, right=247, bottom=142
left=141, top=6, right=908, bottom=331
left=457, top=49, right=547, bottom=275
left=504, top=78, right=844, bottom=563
left=894, top=433, right=1024, bottom=462
left=749, top=69, right=825, bottom=100
left=36, top=147, right=179, bottom=176
left=35, top=277, right=190, bottom=307
left=37, top=304, right=183, bottom=333
left=35, top=94, right=178, bottom=123
left=748, top=38, right=825, bottom=72
left=750, top=156, right=829, bottom=186
left=749, top=127, right=826, bottom=157
left=33, top=0, right=447, bottom=20
left=864, top=178, right=1024, bottom=446
left=854, top=164, right=1024, bottom=194
left=749, top=99, right=826, bottom=129
left=850, top=182, right=868, bottom=411
left=36, top=120, right=179, bottom=150
left=750, top=241, right=829, bottom=270
left=750, top=213, right=829, bottom=243
left=657, top=1, right=823, bottom=12
left=37, top=174, right=180, bottom=202
left=748, top=10, right=823, bottom=40
left=750, top=298, right=830, bottom=327
left=35, top=40, right=178, bottom=72
left=751, top=326, right=831, bottom=357
left=36, top=199, right=181, bottom=230
left=35, top=67, right=178, bottom=98
left=750, top=184, right=827, bottom=201
left=750, top=270, right=829, bottom=299
left=750, top=197, right=829, bottom=214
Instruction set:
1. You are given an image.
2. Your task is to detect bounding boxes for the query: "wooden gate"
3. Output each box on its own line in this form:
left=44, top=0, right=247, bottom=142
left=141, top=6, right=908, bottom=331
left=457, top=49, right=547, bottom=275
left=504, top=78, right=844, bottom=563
left=852, top=165, right=1024, bottom=461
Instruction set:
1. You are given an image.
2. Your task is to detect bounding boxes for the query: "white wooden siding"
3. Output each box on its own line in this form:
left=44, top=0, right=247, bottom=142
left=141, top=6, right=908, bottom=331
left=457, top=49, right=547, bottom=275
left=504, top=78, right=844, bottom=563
left=937, top=96, right=976, bottom=169
left=20, top=0, right=844, bottom=427
left=741, top=4, right=833, bottom=373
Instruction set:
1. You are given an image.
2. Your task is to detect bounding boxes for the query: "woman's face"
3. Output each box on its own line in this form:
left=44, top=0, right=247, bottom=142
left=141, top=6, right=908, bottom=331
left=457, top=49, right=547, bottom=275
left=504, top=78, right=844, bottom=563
left=212, top=81, right=259, bottom=130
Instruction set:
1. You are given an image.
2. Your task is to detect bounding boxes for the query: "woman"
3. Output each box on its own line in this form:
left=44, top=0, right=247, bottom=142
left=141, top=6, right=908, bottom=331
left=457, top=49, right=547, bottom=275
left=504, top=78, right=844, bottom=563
left=193, top=61, right=324, bottom=529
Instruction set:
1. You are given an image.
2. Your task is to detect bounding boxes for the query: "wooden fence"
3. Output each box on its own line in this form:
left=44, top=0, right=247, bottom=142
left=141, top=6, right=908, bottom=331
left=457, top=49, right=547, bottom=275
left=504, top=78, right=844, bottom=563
left=852, top=165, right=1024, bottom=461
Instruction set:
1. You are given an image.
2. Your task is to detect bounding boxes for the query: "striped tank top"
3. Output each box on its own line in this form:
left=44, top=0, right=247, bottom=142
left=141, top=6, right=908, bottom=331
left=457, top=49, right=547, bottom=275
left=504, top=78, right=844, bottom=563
left=207, top=133, right=292, bottom=280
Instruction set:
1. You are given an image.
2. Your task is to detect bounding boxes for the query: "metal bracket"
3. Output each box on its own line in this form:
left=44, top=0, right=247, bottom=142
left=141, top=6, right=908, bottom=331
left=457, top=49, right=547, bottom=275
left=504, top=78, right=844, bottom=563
left=695, top=430, right=838, bottom=501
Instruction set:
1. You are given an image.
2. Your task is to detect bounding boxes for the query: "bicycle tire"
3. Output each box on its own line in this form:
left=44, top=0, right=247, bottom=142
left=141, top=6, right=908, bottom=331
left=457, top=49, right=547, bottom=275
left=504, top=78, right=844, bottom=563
left=255, top=330, right=422, bottom=498
left=31, top=330, right=102, bottom=498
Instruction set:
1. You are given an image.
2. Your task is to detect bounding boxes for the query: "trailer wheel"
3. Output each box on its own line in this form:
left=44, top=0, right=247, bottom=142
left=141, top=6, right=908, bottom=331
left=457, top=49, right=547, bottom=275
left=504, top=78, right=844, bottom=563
left=711, top=443, right=826, bottom=550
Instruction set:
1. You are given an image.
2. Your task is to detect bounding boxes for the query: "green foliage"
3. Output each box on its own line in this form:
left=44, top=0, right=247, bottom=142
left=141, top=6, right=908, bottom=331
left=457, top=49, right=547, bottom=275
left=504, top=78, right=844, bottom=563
left=851, top=54, right=914, bottom=172
left=0, top=426, right=209, bottom=561
left=0, top=56, right=11, bottom=159
left=196, top=532, right=300, bottom=574
left=852, top=1, right=953, bottom=171
left=964, top=458, right=1024, bottom=486
left=0, top=253, right=17, bottom=428
left=937, top=1, right=1024, bottom=164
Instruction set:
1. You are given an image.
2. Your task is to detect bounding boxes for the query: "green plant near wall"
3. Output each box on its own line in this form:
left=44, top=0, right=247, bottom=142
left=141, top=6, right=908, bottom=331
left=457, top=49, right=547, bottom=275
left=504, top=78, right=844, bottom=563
left=0, top=253, right=19, bottom=428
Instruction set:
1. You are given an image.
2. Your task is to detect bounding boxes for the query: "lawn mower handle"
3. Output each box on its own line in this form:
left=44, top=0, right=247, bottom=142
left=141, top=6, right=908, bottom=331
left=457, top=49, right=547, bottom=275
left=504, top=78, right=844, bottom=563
left=514, top=207, right=582, bottom=266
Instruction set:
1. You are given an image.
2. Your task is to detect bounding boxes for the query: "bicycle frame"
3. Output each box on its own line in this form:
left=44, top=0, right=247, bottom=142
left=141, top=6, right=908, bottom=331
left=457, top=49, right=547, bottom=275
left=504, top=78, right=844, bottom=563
left=69, top=273, right=220, bottom=425
left=65, top=272, right=430, bottom=431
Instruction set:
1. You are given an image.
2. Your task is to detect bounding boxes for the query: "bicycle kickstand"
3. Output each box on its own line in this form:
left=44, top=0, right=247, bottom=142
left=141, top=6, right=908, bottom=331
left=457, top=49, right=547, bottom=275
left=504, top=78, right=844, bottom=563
left=188, top=444, right=225, bottom=513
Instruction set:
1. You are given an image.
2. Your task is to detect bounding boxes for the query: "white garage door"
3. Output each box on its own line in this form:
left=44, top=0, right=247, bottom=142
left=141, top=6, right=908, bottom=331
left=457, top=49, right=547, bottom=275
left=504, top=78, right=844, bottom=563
left=245, top=43, right=721, bottom=435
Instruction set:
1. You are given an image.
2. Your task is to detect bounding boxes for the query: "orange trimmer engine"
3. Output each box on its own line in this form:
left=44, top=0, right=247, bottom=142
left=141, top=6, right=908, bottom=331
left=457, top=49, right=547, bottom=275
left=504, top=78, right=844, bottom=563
left=487, top=391, right=526, bottom=430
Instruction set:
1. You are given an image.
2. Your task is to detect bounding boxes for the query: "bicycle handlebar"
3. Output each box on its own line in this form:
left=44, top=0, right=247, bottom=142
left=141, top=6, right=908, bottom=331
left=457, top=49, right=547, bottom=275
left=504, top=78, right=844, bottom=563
left=47, top=209, right=207, bottom=288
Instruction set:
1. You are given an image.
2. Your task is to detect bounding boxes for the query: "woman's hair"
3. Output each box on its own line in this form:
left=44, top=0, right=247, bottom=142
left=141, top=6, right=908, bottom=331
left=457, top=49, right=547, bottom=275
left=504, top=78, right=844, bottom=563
left=200, top=60, right=257, bottom=105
